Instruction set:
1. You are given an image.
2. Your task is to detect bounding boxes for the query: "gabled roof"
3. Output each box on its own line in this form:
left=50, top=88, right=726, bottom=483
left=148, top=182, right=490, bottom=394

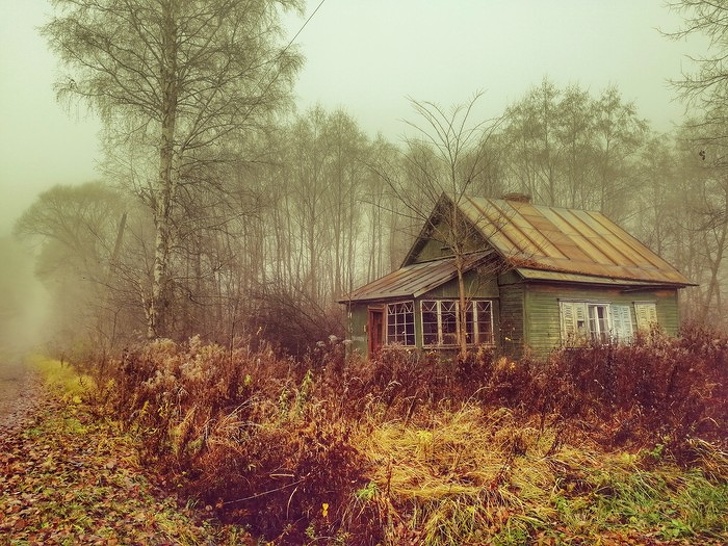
left=452, top=195, right=693, bottom=287
left=339, top=251, right=493, bottom=303
left=341, top=194, right=693, bottom=304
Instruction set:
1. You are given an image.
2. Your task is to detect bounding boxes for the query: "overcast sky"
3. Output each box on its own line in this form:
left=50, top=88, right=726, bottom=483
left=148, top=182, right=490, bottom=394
left=0, top=0, right=707, bottom=236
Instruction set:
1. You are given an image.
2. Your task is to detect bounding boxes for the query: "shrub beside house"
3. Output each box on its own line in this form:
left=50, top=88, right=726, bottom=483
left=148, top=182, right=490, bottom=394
left=339, top=193, right=694, bottom=358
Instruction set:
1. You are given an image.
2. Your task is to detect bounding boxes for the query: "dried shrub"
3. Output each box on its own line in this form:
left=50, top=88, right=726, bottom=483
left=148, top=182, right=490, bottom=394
left=194, top=405, right=368, bottom=544
left=93, top=336, right=367, bottom=544
left=525, top=328, right=728, bottom=457
left=85, top=327, right=728, bottom=544
left=249, top=286, right=346, bottom=359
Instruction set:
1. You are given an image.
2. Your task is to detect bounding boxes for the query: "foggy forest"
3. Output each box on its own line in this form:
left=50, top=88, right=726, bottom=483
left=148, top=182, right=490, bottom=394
left=1, top=1, right=728, bottom=545
left=2, top=71, right=727, bottom=362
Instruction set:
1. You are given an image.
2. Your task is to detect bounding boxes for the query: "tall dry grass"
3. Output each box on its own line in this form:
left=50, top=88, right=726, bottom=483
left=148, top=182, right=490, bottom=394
left=89, top=328, right=728, bottom=544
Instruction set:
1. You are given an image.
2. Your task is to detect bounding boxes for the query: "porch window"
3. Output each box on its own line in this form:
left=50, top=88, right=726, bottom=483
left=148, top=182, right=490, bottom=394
left=386, top=301, right=415, bottom=346
left=421, top=299, right=494, bottom=346
left=469, top=301, right=494, bottom=344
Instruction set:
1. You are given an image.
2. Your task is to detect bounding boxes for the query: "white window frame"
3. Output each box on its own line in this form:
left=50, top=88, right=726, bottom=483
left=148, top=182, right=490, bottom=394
left=386, top=301, right=415, bottom=346
left=560, top=301, right=633, bottom=344
left=420, top=299, right=494, bottom=347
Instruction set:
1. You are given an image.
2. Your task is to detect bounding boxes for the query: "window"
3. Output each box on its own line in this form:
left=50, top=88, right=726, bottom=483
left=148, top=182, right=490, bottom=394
left=610, top=304, right=633, bottom=342
left=560, top=301, right=633, bottom=343
left=386, top=301, right=415, bottom=345
left=634, top=303, right=657, bottom=332
left=421, top=301, right=439, bottom=345
left=440, top=301, right=458, bottom=344
left=587, top=304, right=609, bottom=343
left=420, top=299, right=494, bottom=346
left=466, top=301, right=495, bottom=345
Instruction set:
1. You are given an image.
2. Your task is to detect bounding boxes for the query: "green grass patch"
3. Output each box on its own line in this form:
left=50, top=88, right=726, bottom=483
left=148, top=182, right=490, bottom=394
left=25, top=354, right=94, bottom=401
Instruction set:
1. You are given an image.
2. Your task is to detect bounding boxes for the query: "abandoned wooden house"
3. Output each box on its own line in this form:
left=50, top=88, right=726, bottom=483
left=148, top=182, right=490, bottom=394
left=339, top=193, right=694, bottom=358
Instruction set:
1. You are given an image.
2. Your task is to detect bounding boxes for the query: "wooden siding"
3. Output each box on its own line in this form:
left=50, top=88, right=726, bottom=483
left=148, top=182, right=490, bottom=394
left=348, top=278, right=680, bottom=360
left=416, top=238, right=450, bottom=262
left=523, top=284, right=681, bottom=355
left=420, top=270, right=499, bottom=299
left=346, top=302, right=369, bottom=355
left=497, top=281, right=525, bottom=358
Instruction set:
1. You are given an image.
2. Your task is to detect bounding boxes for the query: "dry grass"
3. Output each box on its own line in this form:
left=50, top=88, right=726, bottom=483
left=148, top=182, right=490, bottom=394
left=81, top=328, right=728, bottom=545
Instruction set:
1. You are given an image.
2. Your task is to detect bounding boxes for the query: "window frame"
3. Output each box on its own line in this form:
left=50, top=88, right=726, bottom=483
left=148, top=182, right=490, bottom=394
left=386, top=300, right=416, bottom=346
left=560, top=300, right=634, bottom=344
left=420, top=298, right=494, bottom=347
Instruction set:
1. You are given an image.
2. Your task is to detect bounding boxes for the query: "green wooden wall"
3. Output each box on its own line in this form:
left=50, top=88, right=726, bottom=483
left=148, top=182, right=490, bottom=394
left=345, top=272, right=682, bottom=359
left=522, top=283, right=681, bottom=355
left=496, top=273, right=525, bottom=358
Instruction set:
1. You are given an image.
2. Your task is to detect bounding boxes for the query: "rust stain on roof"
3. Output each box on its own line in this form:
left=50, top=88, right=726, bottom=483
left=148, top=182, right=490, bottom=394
left=459, top=196, right=693, bottom=287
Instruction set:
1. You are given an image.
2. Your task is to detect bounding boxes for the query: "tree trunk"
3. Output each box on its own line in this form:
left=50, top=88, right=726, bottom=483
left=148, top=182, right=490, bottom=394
left=148, top=2, right=178, bottom=340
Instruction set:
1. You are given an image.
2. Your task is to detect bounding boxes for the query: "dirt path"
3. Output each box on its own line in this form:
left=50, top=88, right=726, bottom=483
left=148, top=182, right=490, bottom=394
left=0, top=361, right=46, bottom=435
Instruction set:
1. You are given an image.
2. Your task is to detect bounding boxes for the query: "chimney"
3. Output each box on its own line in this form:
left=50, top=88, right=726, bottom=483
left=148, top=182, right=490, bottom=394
left=502, top=192, right=531, bottom=203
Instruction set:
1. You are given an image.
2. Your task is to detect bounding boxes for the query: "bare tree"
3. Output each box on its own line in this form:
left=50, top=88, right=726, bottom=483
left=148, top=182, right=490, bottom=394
left=13, top=183, right=137, bottom=355
left=376, top=92, right=501, bottom=359
left=667, top=0, right=728, bottom=129
left=665, top=1, right=728, bottom=327
left=43, top=0, right=303, bottom=339
left=500, top=80, right=647, bottom=220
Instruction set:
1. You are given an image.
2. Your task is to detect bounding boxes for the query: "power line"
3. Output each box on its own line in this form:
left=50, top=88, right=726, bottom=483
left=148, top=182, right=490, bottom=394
left=283, top=0, right=328, bottom=55
left=239, top=0, right=329, bottom=125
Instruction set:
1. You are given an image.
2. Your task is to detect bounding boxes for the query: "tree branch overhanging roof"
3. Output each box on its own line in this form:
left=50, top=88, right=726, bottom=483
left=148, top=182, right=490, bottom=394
left=341, top=194, right=694, bottom=304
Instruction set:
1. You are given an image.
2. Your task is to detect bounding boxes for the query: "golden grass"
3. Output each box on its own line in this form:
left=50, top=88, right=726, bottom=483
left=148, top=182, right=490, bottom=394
left=26, top=354, right=94, bottom=401
left=352, top=401, right=728, bottom=545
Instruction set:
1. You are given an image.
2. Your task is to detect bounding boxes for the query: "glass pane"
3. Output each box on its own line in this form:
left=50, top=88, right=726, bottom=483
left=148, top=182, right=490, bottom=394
left=476, top=301, right=493, bottom=344
left=441, top=301, right=458, bottom=345
left=421, top=301, right=438, bottom=345
left=387, top=302, right=415, bottom=345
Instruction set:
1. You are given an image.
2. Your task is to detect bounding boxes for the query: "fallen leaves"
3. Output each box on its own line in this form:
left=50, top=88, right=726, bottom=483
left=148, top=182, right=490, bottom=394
left=0, top=396, right=248, bottom=545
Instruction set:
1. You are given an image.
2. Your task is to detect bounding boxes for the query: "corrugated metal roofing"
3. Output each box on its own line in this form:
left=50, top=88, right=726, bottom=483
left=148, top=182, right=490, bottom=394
left=339, top=251, right=493, bottom=303
left=458, top=196, right=693, bottom=286
left=342, top=195, right=693, bottom=303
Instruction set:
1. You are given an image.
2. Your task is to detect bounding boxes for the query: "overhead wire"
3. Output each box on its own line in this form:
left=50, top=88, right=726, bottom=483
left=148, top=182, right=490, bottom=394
left=238, top=0, right=329, bottom=125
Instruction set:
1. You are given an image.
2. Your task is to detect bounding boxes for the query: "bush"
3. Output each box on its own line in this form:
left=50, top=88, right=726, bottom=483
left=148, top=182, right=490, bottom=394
left=86, top=327, right=728, bottom=543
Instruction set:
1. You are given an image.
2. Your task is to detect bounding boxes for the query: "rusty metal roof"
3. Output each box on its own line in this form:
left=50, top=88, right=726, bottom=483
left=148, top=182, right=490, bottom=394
left=339, top=251, right=493, bottom=303
left=342, top=195, right=693, bottom=303
left=458, top=196, right=693, bottom=286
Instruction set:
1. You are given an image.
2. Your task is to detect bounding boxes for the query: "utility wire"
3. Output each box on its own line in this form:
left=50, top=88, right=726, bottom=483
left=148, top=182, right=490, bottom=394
left=239, top=0, right=329, bottom=125
left=283, top=0, right=328, bottom=55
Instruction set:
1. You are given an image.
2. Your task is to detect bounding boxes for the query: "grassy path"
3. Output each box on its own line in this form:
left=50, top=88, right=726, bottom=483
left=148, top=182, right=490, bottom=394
left=0, top=359, right=251, bottom=546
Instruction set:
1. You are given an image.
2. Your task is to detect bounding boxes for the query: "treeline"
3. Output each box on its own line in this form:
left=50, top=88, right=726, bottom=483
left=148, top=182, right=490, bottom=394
left=13, top=79, right=728, bottom=357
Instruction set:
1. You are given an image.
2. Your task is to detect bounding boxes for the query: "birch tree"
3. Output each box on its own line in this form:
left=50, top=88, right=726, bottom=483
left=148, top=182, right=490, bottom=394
left=43, top=0, right=303, bottom=339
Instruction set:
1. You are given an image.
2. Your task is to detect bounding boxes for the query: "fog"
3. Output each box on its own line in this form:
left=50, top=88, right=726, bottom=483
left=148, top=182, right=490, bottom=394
left=0, top=0, right=708, bottom=237
left=0, top=236, right=49, bottom=375
left=0, top=0, right=719, bottom=364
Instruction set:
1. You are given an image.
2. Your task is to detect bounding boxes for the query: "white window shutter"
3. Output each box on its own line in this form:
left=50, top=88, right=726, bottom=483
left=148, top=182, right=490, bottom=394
left=560, top=302, right=587, bottom=340
left=610, top=304, right=633, bottom=342
left=634, top=303, right=658, bottom=332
